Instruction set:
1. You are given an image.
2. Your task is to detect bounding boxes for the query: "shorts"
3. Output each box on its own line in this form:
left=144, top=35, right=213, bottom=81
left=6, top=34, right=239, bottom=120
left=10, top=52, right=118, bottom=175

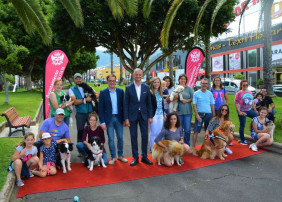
left=250, top=132, right=258, bottom=141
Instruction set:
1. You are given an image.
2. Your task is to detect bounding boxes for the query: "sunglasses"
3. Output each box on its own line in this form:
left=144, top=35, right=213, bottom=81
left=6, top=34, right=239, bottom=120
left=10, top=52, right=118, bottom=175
left=221, top=108, right=228, bottom=112
left=201, top=83, right=208, bottom=85
left=242, top=84, right=248, bottom=87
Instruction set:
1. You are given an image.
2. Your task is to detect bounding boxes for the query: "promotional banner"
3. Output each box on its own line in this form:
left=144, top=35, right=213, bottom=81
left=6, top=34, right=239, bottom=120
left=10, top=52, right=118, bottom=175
left=229, top=52, right=241, bottom=70
left=44, top=50, right=69, bottom=119
left=151, top=70, right=156, bottom=77
left=212, top=56, right=224, bottom=72
left=185, top=47, right=205, bottom=88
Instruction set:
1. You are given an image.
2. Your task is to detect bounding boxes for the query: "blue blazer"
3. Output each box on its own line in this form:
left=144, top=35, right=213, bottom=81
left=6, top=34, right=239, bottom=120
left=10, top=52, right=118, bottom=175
left=98, top=87, right=124, bottom=125
left=124, top=83, right=153, bottom=121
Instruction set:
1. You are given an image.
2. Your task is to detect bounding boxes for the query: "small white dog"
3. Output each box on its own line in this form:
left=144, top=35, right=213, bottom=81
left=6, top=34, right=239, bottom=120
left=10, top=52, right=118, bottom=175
left=169, top=85, right=184, bottom=112
left=88, top=136, right=107, bottom=171
left=263, top=120, right=275, bottom=140
left=58, top=142, right=73, bottom=173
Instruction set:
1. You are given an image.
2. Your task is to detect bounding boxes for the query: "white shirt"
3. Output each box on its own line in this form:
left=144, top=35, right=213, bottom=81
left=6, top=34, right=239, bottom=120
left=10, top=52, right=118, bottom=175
left=134, top=82, right=141, bottom=101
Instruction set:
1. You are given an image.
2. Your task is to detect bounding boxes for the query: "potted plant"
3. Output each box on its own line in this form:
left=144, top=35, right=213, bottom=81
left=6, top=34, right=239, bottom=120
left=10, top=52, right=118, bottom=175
left=257, top=78, right=264, bottom=89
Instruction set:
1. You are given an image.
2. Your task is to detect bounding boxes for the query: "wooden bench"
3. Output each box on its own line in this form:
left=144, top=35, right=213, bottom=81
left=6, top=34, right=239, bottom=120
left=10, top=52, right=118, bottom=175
left=1, top=107, right=31, bottom=137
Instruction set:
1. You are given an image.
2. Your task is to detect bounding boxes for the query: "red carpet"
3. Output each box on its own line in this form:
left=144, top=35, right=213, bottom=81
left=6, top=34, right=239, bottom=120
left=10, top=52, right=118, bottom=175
left=17, top=142, right=267, bottom=198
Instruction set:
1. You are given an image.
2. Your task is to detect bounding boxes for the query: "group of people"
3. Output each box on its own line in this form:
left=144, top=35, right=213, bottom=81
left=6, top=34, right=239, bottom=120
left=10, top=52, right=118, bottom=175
left=11, top=69, right=276, bottom=187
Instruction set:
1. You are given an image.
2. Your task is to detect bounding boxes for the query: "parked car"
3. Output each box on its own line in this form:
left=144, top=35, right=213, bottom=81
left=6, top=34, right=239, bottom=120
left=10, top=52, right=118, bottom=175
left=273, top=84, right=282, bottom=97
left=221, top=78, right=256, bottom=95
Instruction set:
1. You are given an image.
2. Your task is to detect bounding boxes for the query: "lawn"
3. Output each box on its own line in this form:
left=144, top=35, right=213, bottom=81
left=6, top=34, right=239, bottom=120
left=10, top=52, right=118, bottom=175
left=0, top=137, right=23, bottom=191
left=0, top=90, right=42, bottom=123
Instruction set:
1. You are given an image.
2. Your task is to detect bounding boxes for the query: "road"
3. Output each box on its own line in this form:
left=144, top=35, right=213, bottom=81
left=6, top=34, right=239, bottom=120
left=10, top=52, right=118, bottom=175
left=10, top=111, right=282, bottom=202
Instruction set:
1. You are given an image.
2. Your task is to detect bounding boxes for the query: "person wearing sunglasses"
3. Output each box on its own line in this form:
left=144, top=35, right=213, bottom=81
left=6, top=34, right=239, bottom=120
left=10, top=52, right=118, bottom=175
left=235, top=79, right=258, bottom=145
left=192, top=78, right=215, bottom=147
left=210, top=76, right=229, bottom=114
left=205, top=104, right=233, bottom=154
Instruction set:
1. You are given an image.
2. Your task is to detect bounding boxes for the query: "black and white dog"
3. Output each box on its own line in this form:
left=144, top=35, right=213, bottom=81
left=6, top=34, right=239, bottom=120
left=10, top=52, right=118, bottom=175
left=60, top=94, right=73, bottom=112
left=86, top=136, right=107, bottom=171
left=77, top=82, right=98, bottom=113
left=58, top=142, right=73, bottom=173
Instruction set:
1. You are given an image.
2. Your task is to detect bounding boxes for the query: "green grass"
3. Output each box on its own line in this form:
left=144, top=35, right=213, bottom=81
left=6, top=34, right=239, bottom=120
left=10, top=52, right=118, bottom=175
left=0, top=137, right=23, bottom=191
left=0, top=91, right=42, bottom=123
left=92, top=84, right=125, bottom=93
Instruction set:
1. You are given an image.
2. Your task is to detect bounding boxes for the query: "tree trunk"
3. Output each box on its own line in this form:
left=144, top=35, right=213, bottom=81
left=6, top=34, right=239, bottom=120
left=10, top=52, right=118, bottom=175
left=119, top=58, right=123, bottom=85
left=1, top=74, right=9, bottom=104
left=263, top=0, right=275, bottom=96
left=25, top=73, right=32, bottom=91
left=169, top=53, right=174, bottom=82
left=111, top=52, right=114, bottom=74
left=204, top=36, right=211, bottom=89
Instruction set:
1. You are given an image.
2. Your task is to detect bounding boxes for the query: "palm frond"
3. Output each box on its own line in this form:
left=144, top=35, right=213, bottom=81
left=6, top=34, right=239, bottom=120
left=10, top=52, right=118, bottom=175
left=60, top=0, right=84, bottom=28
left=210, top=0, right=228, bottom=34
left=143, top=0, right=154, bottom=18
left=193, top=0, right=212, bottom=43
left=10, top=0, right=52, bottom=45
left=106, top=0, right=125, bottom=21
left=238, top=0, right=251, bottom=36
left=124, top=0, right=138, bottom=17
left=161, top=0, right=184, bottom=49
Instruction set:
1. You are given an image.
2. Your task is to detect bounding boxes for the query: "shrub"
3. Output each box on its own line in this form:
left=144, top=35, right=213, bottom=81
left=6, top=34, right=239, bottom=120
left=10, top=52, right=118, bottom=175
left=233, top=73, right=245, bottom=80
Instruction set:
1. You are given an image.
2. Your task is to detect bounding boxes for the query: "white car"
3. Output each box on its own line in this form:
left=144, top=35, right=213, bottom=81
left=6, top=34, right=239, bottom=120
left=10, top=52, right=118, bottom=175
left=221, top=78, right=256, bottom=95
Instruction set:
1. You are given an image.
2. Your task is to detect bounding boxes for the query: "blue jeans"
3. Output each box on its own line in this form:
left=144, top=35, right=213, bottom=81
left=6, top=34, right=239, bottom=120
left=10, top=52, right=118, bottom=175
left=179, top=114, right=192, bottom=146
left=194, top=113, right=213, bottom=133
left=106, top=116, right=124, bottom=158
left=238, top=110, right=258, bottom=142
left=75, top=113, right=89, bottom=142
left=76, top=142, right=108, bottom=165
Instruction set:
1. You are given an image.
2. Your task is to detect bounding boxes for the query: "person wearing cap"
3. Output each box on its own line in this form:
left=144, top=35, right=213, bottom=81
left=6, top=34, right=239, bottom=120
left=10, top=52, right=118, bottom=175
left=34, top=108, right=71, bottom=155
left=69, top=73, right=94, bottom=142
left=98, top=74, right=127, bottom=165
left=49, top=79, right=73, bottom=126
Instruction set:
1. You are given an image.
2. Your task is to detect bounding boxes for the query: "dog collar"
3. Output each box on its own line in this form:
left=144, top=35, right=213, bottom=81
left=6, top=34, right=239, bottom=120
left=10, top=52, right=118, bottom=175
left=92, top=152, right=103, bottom=155
left=206, top=133, right=226, bottom=149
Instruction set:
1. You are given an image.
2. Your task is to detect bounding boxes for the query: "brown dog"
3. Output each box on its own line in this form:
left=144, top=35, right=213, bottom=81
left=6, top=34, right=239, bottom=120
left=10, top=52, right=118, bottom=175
left=152, top=140, right=184, bottom=166
left=191, top=121, right=234, bottom=160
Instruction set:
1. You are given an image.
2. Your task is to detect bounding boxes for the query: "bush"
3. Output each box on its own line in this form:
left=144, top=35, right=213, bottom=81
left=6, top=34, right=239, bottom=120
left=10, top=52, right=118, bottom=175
left=257, top=78, right=264, bottom=88
left=233, top=73, right=245, bottom=80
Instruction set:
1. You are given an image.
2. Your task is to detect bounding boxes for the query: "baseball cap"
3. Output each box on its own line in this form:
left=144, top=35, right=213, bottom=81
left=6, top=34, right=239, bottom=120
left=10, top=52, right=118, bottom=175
left=74, top=73, right=82, bottom=79
left=55, top=108, right=65, bottom=115
left=42, top=133, right=51, bottom=139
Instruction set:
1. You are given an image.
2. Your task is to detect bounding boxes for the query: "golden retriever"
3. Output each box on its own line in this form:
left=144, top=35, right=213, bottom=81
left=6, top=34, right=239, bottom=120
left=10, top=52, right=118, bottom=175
left=152, top=140, right=184, bottom=166
left=191, top=121, right=234, bottom=160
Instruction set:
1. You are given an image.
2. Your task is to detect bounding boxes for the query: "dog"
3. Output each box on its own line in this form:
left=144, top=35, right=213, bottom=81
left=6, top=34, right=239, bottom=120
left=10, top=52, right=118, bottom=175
left=169, top=85, right=184, bottom=112
left=60, top=94, right=73, bottom=112
left=263, top=120, right=275, bottom=140
left=86, top=136, right=107, bottom=171
left=77, top=82, right=98, bottom=113
left=58, top=142, right=73, bottom=173
left=191, top=121, right=234, bottom=160
left=152, top=140, right=184, bottom=166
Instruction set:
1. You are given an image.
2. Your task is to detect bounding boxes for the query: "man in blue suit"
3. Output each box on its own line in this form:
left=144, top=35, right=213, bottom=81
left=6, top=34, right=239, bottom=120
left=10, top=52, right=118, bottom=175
left=99, top=74, right=128, bottom=165
left=124, top=68, right=153, bottom=166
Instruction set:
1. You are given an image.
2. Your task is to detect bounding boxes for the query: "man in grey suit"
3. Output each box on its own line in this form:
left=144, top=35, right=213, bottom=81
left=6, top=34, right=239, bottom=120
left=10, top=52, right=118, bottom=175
left=124, top=68, right=153, bottom=166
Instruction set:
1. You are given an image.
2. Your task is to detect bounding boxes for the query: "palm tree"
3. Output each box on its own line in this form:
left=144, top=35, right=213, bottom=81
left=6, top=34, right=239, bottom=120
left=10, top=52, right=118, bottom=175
left=240, top=0, right=275, bottom=95
left=10, top=0, right=84, bottom=45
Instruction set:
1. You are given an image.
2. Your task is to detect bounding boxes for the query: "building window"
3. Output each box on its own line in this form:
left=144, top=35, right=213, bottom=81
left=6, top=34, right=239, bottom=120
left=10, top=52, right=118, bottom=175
left=248, top=49, right=257, bottom=67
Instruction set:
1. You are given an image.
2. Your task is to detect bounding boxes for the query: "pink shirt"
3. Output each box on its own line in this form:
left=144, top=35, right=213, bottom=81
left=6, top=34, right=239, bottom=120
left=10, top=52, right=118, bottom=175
left=235, top=90, right=254, bottom=112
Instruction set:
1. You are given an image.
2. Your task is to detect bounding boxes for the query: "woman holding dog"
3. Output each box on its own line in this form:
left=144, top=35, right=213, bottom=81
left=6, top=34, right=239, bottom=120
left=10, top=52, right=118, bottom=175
left=205, top=104, right=233, bottom=154
left=163, top=76, right=174, bottom=115
left=210, top=76, right=229, bottom=114
left=154, top=112, right=190, bottom=166
left=176, top=74, right=194, bottom=146
left=49, top=79, right=73, bottom=126
left=76, top=113, right=108, bottom=164
left=235, top=79, right=258, bottom=145
left=149, top=77, right=165, bottom=150
left=249, top=106, right=273, bottom=152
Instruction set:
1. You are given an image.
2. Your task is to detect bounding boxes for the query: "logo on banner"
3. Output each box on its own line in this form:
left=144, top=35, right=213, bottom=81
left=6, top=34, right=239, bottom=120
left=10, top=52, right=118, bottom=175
left=191, top=51, right=201, bottom=62
left=51, top=53, right=64, bottom=66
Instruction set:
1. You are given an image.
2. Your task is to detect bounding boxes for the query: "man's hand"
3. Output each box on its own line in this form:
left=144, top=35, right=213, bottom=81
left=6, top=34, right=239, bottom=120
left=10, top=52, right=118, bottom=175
left=196, top=114, right=201, bottom=122
left=125, top=120, right=130, bottom=127
left=148, top=118, right=153, bottom=124
left=85, top=97, right=92, bottom=102
left=101, top=125, right=107, bottom=130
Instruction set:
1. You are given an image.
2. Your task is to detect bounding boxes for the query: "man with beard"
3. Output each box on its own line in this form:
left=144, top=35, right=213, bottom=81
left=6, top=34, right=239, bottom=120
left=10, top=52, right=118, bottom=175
left=69, top=73, right=94, bottom=143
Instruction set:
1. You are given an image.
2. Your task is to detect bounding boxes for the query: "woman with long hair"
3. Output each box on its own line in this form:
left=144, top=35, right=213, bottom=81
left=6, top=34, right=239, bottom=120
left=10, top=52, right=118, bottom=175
left=149, top=77, right=165, bottom=150
left=163, top=76, right=174, bottom=115
left=210, top=76, right=229, bottom=114
left=235, top=79, right=258, bottom=145
left=205, top=104, right=233, bottom=154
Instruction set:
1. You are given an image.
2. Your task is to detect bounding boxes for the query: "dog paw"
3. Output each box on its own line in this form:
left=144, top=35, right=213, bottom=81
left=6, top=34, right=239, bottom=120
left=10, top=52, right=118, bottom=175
left=68, top=168, right=72, bottom=171
left=63, top=170, right=67, bottom=173
left=158, top=163, right=161, bottom=166
left=89, top=168, right=93, bottom=171
left=103, top=165, right=107, bottom=168
left=220, top=157, right=225, bottom=160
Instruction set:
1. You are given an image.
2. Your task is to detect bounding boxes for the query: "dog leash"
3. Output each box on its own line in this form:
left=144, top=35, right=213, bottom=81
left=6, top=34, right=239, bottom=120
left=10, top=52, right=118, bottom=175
left=205, top=133, right=227, bottom=149
left=46, top=161, right=55, bottom=175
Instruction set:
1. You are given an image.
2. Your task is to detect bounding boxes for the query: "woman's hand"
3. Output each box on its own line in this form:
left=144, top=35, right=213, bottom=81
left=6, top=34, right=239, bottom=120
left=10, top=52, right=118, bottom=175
left=181, top=99, right=187, bottom=104
left=163, top=147, right=168, bottom=152
left=238, top=111, right=246, bottom=116
left=87, top=143, right=91, bottom=150
left=265, top=128, right=271, bottom=133
left=179, top=139, right=184, bottom=144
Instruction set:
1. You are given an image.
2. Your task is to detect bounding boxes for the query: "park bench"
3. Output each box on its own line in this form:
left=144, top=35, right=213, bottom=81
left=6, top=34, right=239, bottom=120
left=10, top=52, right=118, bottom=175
left=1, top=107, right=31, bottom=137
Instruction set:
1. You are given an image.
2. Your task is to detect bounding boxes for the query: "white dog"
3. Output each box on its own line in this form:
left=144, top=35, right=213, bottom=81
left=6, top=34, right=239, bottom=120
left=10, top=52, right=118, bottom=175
left=263, top=120, right=275, bottom=140
left=88, top=136, right=107, bottom=171
left=169, top=85, right=184, bottom=112
left=58, top=142, right=73, bottom=173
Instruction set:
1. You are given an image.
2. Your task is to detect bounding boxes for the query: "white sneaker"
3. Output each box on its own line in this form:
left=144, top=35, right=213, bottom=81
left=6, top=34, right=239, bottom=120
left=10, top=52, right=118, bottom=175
left=229, top=142, right=233, bottom=146
left=249, top=143, right=258, bottom=152
left=225, top=147, right=233, bottom=154
left=109, top=158, right=116, bottom=165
